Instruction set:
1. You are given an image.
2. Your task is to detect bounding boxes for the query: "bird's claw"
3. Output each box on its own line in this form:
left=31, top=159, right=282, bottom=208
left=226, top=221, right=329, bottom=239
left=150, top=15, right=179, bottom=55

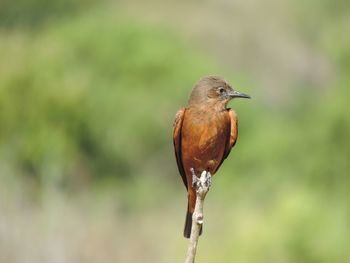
left=190, top=168, right=212, bottom=190
left=205, top=172, right=212, bottom=188
left=191, top=168, right=200, bottom=188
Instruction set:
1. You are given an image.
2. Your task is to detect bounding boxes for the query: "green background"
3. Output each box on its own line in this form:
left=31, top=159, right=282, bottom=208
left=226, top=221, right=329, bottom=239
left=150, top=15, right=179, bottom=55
left=0, top=0, right=349, bottom=262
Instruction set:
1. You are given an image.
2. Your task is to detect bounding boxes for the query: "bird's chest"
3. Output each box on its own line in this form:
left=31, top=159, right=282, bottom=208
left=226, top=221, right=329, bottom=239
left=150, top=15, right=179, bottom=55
left=197, top=120, right=224, bottom=151
left=183, top=111, right=229, bottom=157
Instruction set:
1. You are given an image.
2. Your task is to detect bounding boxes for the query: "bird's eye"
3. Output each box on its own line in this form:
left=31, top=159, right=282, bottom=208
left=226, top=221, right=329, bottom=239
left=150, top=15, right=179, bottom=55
left=218, top=87, right=225, bottom=94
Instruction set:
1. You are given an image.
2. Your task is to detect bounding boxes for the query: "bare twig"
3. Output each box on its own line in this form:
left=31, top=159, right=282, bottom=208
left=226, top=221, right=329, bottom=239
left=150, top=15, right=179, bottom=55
left=185, top=169, right=211, bottom=263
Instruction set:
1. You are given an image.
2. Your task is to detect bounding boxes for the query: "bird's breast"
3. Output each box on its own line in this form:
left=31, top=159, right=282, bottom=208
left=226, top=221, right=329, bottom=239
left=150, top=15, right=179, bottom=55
left=181, top=109, right=230, bottom=174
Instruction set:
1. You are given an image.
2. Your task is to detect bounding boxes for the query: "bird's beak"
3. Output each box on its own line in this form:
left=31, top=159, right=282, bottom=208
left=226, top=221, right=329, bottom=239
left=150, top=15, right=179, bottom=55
left=228, top=90, right=251, bottom=99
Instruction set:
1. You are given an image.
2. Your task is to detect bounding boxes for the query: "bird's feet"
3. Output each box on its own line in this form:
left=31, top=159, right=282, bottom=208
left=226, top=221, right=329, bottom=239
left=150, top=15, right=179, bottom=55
left=191, top=168, right=200, bottom=188
left=205, top=172, right=212, bottom=188
left=190, top=168, right=211, bottom=195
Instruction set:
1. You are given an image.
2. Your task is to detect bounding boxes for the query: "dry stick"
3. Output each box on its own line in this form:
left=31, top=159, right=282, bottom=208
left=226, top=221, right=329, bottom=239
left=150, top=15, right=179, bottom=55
left=185, top=169, right=211, bottom=263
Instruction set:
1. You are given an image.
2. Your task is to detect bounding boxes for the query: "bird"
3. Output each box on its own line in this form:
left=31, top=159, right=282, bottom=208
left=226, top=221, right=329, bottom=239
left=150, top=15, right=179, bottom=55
left=173, top=75, right=250, bottom=238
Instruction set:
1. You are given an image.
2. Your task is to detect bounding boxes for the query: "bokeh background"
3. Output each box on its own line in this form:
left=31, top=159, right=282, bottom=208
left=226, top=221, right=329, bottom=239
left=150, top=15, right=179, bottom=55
left=0, top=0, right=349, bottom=262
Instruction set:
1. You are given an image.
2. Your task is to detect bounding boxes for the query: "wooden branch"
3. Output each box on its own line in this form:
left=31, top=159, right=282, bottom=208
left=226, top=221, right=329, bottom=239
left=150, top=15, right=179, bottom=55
left=185, top=169, right=211, bottom=263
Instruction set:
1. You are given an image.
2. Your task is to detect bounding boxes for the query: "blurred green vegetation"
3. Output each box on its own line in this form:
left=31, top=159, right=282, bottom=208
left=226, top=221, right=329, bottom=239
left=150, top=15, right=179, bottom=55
left=0, top=0, right=349, bottom=262
left=0, top=0, right=97, bottom=28
left=0, top=9, right=217, bottom=187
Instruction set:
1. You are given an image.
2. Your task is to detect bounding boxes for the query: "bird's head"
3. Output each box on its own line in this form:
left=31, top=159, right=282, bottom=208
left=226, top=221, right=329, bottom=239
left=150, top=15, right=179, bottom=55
left=188, top=75, right=251, bottom=109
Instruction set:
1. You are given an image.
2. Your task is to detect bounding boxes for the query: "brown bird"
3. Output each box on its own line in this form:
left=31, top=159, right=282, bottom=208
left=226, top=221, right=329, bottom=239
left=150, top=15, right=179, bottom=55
left=173, top=75, right=250, bottom=238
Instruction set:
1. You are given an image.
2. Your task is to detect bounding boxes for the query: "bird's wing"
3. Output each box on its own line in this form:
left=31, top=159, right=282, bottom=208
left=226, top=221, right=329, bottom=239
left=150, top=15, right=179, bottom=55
left=173, top=108, right=188, bottom=189
left=223, top=109, right=238, bottom=160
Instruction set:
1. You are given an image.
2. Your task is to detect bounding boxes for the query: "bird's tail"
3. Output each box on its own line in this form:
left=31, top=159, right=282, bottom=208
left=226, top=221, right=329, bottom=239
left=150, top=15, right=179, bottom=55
left=184, top=205, right=202, bottom=238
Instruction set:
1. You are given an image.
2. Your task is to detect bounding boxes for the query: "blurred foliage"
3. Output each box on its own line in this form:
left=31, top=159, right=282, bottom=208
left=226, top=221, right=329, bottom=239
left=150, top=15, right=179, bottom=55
left=0, top=0, right=97, bottom=28
left=0, top=10, right=218, bottom=187
left=0, top=0, right=350, bottom=262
